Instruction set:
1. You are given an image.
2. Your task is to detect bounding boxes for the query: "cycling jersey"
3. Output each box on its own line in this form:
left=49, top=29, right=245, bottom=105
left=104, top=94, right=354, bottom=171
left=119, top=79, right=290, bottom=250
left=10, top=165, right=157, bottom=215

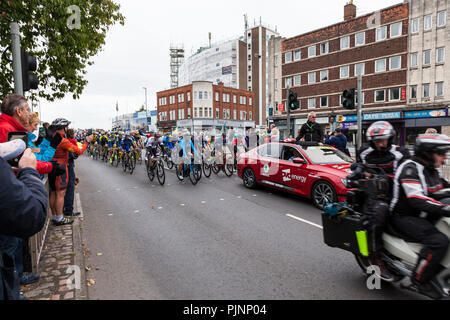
left=120, top=138, right=134, bottom=153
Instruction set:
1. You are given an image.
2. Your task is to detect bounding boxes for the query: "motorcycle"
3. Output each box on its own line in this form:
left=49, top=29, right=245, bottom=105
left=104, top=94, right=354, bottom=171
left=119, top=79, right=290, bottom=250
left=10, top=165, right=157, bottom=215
left=322, top=164, right=450, bottom=300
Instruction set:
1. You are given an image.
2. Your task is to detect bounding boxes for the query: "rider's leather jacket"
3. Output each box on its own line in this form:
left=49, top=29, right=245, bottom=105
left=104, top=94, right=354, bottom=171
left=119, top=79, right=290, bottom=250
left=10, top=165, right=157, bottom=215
left=357, top=143, right=411, bottom=176
left=389, top=156, right=450, bottom=220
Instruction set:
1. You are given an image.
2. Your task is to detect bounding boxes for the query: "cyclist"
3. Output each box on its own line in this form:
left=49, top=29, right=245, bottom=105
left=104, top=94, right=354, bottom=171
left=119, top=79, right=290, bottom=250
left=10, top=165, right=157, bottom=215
left=120, top=132, right=135, bottom=159
left=145, top=131, right=163, bottom=169
left=99, top=131, right=109, bottom=159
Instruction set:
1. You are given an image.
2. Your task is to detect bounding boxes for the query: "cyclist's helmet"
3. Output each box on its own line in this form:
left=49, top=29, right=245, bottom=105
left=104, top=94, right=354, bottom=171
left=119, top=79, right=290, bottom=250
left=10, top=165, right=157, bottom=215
left=414, top=133, right=450, bottom=167
left=366, top=121, right=395, bottom=151
left=51, top=118, right=71, bottom=127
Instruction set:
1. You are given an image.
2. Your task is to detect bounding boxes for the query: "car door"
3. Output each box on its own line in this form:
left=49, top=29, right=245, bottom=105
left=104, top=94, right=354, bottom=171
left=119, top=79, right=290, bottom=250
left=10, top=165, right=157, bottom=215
left=255, top=143, right=282, bottom=185
left=279, top=145, right=310, bottom=195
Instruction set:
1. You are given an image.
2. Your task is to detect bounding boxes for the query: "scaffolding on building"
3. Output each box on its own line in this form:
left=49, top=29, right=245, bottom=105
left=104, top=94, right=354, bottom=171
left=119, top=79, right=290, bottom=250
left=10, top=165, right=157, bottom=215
left=170, top=45, right=185, bottom=89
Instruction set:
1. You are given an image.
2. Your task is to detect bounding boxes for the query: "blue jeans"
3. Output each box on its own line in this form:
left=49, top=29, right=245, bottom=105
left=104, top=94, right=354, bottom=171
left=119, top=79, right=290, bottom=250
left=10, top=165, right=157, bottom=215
left=63, top=162, right=76, bottom=214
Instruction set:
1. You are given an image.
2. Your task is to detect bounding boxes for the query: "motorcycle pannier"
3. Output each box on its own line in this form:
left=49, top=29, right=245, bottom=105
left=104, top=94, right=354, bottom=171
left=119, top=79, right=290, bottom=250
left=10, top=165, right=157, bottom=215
left=321, top=205, right=369, bottom=257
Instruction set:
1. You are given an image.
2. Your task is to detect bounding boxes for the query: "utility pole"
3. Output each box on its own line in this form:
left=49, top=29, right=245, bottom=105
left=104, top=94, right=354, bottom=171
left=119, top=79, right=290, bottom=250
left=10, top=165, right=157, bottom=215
left=10, top=22, right=23, bottom=94
left=357, top=74, right=363, bottom=151
left=286, top=85, right=291, bottom=138
left=142, top=87, right=148, bottom=112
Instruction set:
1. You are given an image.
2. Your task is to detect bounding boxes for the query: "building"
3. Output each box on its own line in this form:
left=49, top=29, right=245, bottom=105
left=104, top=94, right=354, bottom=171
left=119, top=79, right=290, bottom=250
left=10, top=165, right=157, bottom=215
left=267, top=35, right=285, bottom=120
left=112, top=110, right=157, bottom=132
left=178, top=39, right=247, bottom=91
left=177, top=20, right=279, bottom=127
left=276, top=1, right=410, bottom=145
left=156, top=81, right=255, bottom=133
left=405, top=0, right=450, bottom=145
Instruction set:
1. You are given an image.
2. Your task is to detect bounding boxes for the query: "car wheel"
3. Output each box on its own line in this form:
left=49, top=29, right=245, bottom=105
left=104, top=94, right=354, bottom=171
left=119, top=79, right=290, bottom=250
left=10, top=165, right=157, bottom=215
left=311, top=181, right=337, bottom=209
left=243, top=168, right=256, bottom=189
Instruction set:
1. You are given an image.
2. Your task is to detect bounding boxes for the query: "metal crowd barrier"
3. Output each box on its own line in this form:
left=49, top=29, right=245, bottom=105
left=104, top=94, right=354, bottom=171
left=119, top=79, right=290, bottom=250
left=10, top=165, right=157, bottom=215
left=28, top=176, right=52, bottom=274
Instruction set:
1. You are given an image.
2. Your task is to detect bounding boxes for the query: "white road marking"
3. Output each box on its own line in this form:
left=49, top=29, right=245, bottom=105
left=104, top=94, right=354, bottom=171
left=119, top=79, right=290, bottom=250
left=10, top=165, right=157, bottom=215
left=286, top=214, right=323, bottom=230
left=180, top=204, right=185, bottom=206
left=220, top=198, right=224, bottom=201
left=201, top=201, right=206, bottom=204
left=158, top=207, right=163, bottom=210
left=134, top=210, right=139, bottom=213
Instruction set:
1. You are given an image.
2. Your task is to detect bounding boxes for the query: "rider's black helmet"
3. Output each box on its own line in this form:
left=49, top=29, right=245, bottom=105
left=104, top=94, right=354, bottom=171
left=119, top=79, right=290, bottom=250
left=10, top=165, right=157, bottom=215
left=414, top=133, right=450, bottom=167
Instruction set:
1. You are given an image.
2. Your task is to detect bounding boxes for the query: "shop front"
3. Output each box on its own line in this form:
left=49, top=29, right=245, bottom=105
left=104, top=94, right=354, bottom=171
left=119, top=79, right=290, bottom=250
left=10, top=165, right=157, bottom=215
left=404, top=108, right=449, bottom=146
left=157, top=120, right=177, bottom=133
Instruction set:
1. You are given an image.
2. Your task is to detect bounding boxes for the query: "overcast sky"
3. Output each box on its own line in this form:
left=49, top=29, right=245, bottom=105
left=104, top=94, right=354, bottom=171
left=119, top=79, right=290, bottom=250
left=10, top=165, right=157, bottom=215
left=38, top=0, right=402, bottom=130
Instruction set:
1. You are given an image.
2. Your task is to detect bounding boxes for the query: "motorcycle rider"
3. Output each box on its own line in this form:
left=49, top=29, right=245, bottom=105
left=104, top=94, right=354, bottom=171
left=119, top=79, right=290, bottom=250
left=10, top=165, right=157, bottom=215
left=350, top=121, right=410, bottom=281
left=389, top=134, right=450, bottom=299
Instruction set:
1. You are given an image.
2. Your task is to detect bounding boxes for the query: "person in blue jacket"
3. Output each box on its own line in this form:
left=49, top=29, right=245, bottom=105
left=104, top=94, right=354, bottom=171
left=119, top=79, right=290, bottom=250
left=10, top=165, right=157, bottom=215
left=26, top=113, right=62, bottom=162
left=0, top=142, right=48, bottom=300
left=325, top=128, right=349, bottom=155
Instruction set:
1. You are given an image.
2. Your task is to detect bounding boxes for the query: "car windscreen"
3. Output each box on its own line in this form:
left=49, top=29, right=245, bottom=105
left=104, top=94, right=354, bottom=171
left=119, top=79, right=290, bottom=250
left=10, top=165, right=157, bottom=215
left=302, top=146, right=353, bottom=164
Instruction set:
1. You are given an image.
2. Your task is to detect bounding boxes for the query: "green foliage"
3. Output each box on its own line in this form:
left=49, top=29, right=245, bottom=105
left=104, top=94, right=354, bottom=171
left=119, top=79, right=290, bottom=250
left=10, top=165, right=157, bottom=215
left=0, top=0, right=125, bottom=101
left=135, top=105, right=145, bottom=113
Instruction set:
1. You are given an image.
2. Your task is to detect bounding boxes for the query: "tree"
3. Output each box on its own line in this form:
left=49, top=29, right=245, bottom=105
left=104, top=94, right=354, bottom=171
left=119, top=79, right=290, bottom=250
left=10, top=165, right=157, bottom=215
left=135, top=105, right=145, bottom=113
left=0, top=0, right=125, bottom=101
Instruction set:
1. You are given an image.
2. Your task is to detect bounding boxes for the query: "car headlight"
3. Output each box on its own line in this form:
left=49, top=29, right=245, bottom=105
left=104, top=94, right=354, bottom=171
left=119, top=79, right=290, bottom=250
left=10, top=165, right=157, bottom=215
left=341, top=178, right=348, bottom=188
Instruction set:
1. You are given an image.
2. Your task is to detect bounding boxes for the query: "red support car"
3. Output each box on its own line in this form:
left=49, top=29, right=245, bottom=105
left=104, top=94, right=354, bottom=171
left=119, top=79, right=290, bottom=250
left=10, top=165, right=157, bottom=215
left=237, top=141, right=354, bottom=209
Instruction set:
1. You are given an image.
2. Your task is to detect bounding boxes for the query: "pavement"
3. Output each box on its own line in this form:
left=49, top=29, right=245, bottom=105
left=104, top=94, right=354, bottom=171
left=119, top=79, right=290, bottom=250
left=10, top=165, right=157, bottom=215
left=20, top=191, right=89, bottom=300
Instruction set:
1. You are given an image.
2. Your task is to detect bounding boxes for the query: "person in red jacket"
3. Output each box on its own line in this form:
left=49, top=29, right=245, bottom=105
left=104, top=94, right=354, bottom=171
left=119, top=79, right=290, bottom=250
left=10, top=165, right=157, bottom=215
left=0, top=94, right=58, bottom=175
left=47, top=118, right=93, bottom=226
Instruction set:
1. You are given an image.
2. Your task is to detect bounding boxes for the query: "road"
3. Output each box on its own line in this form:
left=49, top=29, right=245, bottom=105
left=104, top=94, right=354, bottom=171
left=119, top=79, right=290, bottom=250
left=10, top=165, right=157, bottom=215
left=75, top=154, right=423, bottom=300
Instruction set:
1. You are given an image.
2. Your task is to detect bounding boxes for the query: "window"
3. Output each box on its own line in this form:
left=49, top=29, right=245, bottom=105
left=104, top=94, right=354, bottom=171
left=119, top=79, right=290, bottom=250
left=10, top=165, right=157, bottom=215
left=293, top=75, right=301, bottom=86
left=308, top=45, right=316, bottom=58
left=308, top=72, right=316, bottom=84
left=424, top=14, right=432, bottom=31
left=187, top=92, right=191, bottom=101
left=355, top=32, right=365, bottom=46
left=274, top=55, right=279, bottom=66
left=340, top=66, right=350, bottom=78
left=375, top=90, right=385, bottom=102
left=215, top=92, right=219, bottom=102
left=390, top=56, right=401, bottom=70
left=187, top=108, right=191, bottom=118
left=437, top=47, right=445, bottom=63
left=285, top=52, right=292, bottom=63
left=376, top=26, right=387, bottom=41
left=390, top=22, right=402, bottom=38
left=233, top=110, right=237, bottom=120
left=194, top=108, right=198, bottom=118
left=411, top=18, right=419, bottom=33
left=340, top=36, right=350, bottom=50
left=389, top=88, right=400, bottom=101
left=354, top=63, right=365, bottom=76
left=198, top=91, right=203, bottom=99
left=274, top=79, right=279, bottom=89
left=223, top=93, right=227, bottom=102
left=410, top=85, right=417, bottom=99
left=423, top=50, right=431, bottom=65
left=411, top=52, right=418, bottom=68
left=436, top=82, right=444, bottom=97
left=215, top=108, right=219, bottom=118
left=285, top=77, right=292, bottom=87
left=438, top=11, right=446, bottom=27
left=223, top=109, right=227, bottom=119
left=320, top=96, right=328, bottom=107
left=294, top=50, right=301, bottom=61
left=320, top=70, right=329, bottom=82
left=307, top=98, right=316, bottom=109
left=249, top=112, right=252, bottom=121
left=233, top=95, right=237, bottom=104
left=320, top=42, right=329, bottom=54
left=375, top=59, right=386, bottom=72
left=423, top=83, right=430, bottom=98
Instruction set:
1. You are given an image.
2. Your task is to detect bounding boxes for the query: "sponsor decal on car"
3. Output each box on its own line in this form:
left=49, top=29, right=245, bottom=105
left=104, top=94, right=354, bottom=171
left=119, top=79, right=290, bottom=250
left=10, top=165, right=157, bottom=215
left=281, top=169, right=307, bottom=183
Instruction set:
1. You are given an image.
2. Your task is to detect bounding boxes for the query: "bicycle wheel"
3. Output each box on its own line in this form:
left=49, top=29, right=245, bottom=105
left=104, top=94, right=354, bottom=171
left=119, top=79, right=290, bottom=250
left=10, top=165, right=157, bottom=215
left=128, top=160, right=134, bottom=174
left=175, top=165, right=184, bottom=181
left=156, top=160, right=165, bottom=185
left=114, top=152, right=120, bottom=167
left=122, top=155, right=128, bottom=172
left=202, top=162, right=212, bottom=178
left=189, top=164, right=198, bottom=185
left=130, top=154, right=136, bottom=170
left=147, top=162, right=155, bottom=181
left=195, top=164, right=202, bottom=181
left=212, top=162, right=220, bottom=175
left=224, top=164, right=234, bottom=177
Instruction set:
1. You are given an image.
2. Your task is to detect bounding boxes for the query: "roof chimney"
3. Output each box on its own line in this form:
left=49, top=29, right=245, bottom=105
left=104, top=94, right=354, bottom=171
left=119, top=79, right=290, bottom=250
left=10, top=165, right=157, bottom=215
left=344, top=0, right=356, bottom=21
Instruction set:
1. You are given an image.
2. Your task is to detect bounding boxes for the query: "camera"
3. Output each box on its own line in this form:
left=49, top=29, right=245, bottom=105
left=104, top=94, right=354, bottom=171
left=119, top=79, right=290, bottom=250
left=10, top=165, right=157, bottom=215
left=7, top=131, right=28, bottom=167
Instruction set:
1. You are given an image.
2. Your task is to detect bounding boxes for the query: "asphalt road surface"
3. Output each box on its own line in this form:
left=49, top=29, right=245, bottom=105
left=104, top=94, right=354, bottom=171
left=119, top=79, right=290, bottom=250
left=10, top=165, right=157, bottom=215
left=75, top=154, right=423, bottom=300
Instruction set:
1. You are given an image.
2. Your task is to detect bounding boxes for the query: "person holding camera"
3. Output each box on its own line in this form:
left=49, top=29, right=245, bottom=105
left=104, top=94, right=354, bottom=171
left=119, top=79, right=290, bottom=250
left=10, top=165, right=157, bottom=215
left=0, top=140, right=48, bottom=300
left=48, top=118, right=92, bottom=226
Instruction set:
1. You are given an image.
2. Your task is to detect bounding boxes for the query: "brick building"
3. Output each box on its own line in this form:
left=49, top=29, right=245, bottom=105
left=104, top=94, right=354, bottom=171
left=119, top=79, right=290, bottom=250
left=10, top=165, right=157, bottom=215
left=275, top=2, right=410, bottom=146
left=156, top=81, right=255, bottom=132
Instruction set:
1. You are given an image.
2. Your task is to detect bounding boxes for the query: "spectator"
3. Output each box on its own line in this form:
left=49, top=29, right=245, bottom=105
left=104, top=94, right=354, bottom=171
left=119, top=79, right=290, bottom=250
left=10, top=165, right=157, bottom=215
left=0, top=142, right=48, bottom=300
left=270, top=124, right=279, bottom=142
left=325, top=128, right=349, bottom=155
left=48, top=118, right=92, bottom=226
left=0, top=94, right=53, bottom=175
left=25, top=113, right=62, bottom=162
left=425, top=128, right=438, bottom=134
left=63, top=129, right=80, bottom=217
left=296, top=112, right=323, bottom=143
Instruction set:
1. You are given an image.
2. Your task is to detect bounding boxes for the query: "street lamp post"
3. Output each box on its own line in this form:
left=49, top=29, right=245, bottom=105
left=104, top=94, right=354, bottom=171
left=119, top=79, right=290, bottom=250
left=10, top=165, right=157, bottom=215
left=142, top=87, right=148, bottom=112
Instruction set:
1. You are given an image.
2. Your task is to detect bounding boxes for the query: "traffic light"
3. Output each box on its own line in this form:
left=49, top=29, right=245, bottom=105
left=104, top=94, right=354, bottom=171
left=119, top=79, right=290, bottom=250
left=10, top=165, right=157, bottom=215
left=287, top=89, right=300, bottom=110
left=269, top=107, right=273, bottom=116
left=341, top=88, right=355, bottom=110
left=21, top=50, right=38, bottom=92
